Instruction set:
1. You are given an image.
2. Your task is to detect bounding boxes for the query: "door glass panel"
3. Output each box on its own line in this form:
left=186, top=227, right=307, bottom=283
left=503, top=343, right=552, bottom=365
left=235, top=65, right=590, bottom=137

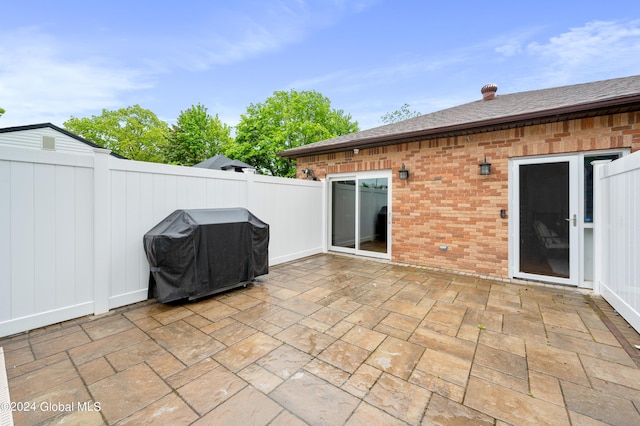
left=584, top=154, right=619, bottom=223
left=359, top=178, right=388, bottom=253
left=331, top=180, right=356, bottom=248
left=519, top=162, right=570, bottom=278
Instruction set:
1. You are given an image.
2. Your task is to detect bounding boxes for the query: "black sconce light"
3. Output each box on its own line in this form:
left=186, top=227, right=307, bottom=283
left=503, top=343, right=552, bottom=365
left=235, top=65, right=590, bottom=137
left=399, top=163, right=409, bottom=180
left=301, top=168, right=317, bottom=180
left=479, top=156, right=492, bottom=175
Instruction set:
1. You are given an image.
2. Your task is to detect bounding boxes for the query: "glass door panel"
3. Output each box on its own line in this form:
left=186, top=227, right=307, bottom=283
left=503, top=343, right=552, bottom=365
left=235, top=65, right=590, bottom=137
left=329, top=173, right=391, bottom=259
left=358, top=178, right=388, bottom=254
left=513, top=156, right=578, bottom=285
left=331, top=180, right=356, bottom=249
left=519, top=162, right=570, bottom=278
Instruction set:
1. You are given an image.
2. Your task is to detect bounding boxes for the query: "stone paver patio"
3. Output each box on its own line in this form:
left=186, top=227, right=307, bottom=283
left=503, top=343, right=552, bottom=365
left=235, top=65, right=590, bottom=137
left=2, top=253, right=640, bottom=425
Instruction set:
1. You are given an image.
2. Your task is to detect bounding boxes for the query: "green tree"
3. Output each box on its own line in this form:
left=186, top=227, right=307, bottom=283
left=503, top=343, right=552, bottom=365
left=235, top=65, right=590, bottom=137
left=380, top=103, right=421, bottom=124
left=164, top=104, right=233, bottom=166
left=228, top=89, right=359, bottom=177
left=64, top=105, right=169, bottom=162
left=0, top=107, right=5, bottom=117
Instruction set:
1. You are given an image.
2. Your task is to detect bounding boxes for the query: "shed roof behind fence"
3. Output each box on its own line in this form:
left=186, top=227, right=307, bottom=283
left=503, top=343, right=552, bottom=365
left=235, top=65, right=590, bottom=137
left=193, top=154, right=254, bottom=171
left=0, top=123, right=127, bottom=158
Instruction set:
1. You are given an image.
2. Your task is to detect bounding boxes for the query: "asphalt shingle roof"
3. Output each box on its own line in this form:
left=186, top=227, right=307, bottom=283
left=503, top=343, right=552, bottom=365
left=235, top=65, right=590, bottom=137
left=279, top=74, right=640, bottom=158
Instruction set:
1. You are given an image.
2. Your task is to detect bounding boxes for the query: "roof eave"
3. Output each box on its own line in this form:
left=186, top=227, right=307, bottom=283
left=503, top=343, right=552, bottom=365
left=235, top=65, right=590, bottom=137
left=0, top=122, right=128, bottom=159
left=278, top=94, right=640, bottom=159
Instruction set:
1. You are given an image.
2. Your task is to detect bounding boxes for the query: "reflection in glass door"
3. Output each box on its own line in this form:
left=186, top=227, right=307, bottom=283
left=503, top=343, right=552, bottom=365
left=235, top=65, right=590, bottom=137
left=330, top=174, right=390, bottom=259
left=331, top=180, right=356, bottom=249
left=519, top=163, right=570, bottom=277
left=513, top=157, right=578, bottom=285
left=359, top=178, right=388, bottom=254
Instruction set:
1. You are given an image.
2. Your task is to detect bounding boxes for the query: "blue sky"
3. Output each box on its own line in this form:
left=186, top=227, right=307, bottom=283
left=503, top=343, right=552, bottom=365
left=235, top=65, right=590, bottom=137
left=1, top=0, right=639, bottom=131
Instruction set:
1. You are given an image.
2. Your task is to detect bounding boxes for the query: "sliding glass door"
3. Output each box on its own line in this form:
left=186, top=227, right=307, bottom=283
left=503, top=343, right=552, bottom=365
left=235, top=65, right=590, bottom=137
left=329, top=172, right=391, bottom=259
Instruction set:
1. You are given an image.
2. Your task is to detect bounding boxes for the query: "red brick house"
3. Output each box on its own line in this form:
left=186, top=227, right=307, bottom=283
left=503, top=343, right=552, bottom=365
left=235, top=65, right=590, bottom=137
left=279, top=75, right=640, bottom=289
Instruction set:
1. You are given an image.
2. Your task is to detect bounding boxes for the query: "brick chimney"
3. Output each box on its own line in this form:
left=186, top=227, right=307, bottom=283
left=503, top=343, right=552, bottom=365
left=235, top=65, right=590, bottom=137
left=481, top=83, right=498, bottom=101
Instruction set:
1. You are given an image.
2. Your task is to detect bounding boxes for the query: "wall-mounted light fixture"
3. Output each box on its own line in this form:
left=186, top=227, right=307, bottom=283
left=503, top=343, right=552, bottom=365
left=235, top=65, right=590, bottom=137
left=301, top=168, right=317, bottom=180
left=479, top=156, right=492, bottom=175
left=353, top=148, right=359, bottom=154
left=399, top=163, right=410, bottom=180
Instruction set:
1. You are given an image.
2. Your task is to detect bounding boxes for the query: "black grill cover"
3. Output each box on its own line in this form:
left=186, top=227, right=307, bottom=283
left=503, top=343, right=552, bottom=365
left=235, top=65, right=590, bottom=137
left=144, top=208, right=269, bottom=303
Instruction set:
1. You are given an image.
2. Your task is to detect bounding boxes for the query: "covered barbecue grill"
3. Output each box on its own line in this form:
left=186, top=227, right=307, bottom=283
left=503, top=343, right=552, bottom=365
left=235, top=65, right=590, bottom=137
left=144, top=208, right=269, bottom=303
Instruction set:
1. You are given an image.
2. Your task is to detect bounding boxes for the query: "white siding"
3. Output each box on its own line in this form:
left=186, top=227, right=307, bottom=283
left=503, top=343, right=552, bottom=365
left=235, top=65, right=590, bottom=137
left=0, top=127, right=98, bottom=155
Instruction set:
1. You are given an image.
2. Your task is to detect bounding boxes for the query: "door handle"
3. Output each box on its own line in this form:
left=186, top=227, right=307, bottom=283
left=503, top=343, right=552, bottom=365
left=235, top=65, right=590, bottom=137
left=564, top=214, right=577, bottom=226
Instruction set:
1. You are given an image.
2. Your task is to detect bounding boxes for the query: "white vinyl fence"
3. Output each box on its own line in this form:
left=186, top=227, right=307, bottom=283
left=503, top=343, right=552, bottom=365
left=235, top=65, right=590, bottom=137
left=594, top=151, right=640, bottom=333
left=1, top=147, right=324, bottom=337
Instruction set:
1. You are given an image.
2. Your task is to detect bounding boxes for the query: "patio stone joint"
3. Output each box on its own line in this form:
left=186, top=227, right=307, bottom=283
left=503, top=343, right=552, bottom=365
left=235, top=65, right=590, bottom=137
left=585, top=295, right=640, bottom=368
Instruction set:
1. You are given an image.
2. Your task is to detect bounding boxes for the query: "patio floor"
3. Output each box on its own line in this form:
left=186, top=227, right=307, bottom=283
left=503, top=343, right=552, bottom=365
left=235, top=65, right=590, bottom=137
left=2, top=253, right=640, bottom=425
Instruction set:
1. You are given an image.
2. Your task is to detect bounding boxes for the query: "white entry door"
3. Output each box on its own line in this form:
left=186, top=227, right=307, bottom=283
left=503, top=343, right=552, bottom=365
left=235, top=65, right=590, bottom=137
left=510, top=156, right=579, bottom=285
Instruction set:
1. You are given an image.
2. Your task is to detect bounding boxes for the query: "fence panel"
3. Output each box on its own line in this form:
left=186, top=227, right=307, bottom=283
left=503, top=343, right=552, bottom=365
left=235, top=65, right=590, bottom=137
left=594, top=151, right=640, bottom=333
left=0, top=147, right=95, bottom=336
left=106, top=159, right=252, bottom=309
left=248, top=174, right=325, bottom=265
left=0, top=147, right=324, bottom=337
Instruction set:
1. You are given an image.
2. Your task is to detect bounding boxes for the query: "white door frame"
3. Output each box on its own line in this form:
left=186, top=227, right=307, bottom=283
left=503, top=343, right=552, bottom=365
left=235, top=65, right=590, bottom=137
left=509, top=154, right=579, bottom=286
left=327, top=170, right=392, bottom=260
left=509, top=150, right=629, bottom=287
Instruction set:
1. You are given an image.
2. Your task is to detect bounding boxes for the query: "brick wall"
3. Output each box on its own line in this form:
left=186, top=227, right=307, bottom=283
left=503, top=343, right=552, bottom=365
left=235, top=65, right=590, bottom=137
left=296, top=111, right=640, bottom=279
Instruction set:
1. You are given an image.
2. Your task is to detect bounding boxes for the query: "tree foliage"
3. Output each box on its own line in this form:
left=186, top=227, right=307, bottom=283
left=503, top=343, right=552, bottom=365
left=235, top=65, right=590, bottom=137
left=164, top=104, right=233, bottom=166
left=0, top=107, right=5, bottom=118
left=64, top=105, right=169, bottom=162
left=228, top=89, right=359, bottom=177
left=380, top=103, right=421, bottom=124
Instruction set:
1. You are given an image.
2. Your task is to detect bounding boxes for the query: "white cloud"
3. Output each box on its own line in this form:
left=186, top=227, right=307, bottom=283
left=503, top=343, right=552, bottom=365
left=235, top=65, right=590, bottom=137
left=166, top=0, right=378, bottom=71
left=287, top=70, right=353, bottom=91
left=288, top=53, right=468, bottom=96
left=493, top=27, right=542, bottom=58
left=0, top=2, right=380, bottom=127
left=0, top=28, right=152, bottom=127
left=526, top=20, right=640, bottom=84
left=495, top=41, right=522, bottom=57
